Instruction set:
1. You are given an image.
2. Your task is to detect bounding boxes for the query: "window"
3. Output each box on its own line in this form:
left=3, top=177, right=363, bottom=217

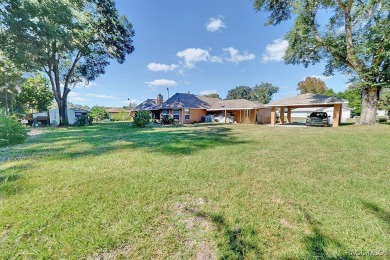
left=245, top=110, right=250, bottom=117
left=161, top=110, right=168, bottom=116
left=185, top=109, right=190, bottom=120
left=173, top=110, right=180, bottom=120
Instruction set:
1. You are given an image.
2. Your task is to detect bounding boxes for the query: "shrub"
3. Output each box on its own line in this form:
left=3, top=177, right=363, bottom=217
left=161, top=115, right=174, bottom=125
left=132, top=111, right=151, bottom=127
left=75, top=115, right=92, bottom=126
left=89, top=105, right=109, bottom=122
left=0, top=117, right=28, bottom=147
left=111, top=112, right=131, bottom=121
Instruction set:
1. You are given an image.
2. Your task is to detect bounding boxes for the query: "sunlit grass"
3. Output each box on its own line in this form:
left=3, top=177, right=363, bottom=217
left=0, top=122, right=389, bottom=258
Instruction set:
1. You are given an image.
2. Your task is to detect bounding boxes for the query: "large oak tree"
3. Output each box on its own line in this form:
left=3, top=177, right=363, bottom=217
left=0, top=0, right=135, bottom=125
left=254, top=0, right=389, bottom=124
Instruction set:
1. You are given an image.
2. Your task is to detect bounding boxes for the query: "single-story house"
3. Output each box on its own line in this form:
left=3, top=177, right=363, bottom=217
left=158, top=93, right=220, bottom=124
left=134, top=93, right=271, bottom=124
left=290, top=106, right=352, bottom=123
left=132, top=94, right=163, bottom=119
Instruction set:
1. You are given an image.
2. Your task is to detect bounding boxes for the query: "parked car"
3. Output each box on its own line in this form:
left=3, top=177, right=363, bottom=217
left=306, top=112, right=331, bottom=126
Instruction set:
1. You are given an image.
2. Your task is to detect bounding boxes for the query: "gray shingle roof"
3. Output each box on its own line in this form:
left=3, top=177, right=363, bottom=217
left=208, top=99, right=267, bottom=110
left=159, top=93, right=220, bottom=109
left=268, top=94, right=348, bottom=106
left=134, top=99, right=159, bottom=111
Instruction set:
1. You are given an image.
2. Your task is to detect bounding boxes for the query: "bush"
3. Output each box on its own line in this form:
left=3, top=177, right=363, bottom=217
left=75, top=115, right=92, bottom=126
left=378, top=117, right=388, bottom=123
left=0, top=117, right=28, bottom=147
left=111, top=112, right=131, bottom=121
left=161, top=115, right=174, bottom=125
left=132, top=111, right=151, bottom=127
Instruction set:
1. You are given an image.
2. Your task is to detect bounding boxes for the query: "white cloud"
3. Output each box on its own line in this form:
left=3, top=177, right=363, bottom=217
left=86, top=93, right=116, bottom=99
left=206, top=16, right=226, bottom=32
left=121, top=99, right=139, bottom=104
left=176, top=48, right=222, bottom=68
left=145, top=79, right=178, bottom=87
left=147, top=62, right=177, bottom=72
left=74, top=79, right=97, bottom=88
left=200, top=90, right=218, bottom=96
left=304, top=75, right=333, bottom=81
left=223, top=47, right=256, bottom=63
left=261, top=39, right=288, bottom=63
left=68, top=92, right=88, bottom=102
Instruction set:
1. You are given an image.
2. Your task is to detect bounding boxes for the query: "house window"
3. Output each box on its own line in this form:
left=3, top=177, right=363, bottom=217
left=173, top=110, right=180, bottom=120
left=245, top=110, right=250, bottom=117
left=185, top=109, right=190, bottom=120
left=161, top=110, right=169, bottom=116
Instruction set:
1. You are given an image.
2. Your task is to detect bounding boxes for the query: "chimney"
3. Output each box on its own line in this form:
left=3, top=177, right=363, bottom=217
left=157, top=94, right=163, bottom=104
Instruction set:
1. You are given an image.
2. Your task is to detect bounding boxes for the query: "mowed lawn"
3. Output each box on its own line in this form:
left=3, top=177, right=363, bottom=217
left=0, top=122, right=389, bottom=259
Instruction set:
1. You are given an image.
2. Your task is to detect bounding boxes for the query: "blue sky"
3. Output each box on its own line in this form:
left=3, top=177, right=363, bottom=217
left=69, top=0, right=350, bottom=107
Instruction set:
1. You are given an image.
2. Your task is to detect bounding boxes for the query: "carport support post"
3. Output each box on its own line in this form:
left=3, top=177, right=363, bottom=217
left=286, top=107, right=291, bottom=123
left=271, top=107, right=276, bottom=125
left=332, top=104, right=341, bottom=127
left=280, top=106, right=285, bottom=124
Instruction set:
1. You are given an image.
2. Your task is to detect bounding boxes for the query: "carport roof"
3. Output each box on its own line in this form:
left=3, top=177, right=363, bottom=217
left=267, top=94, right=348, bottom=107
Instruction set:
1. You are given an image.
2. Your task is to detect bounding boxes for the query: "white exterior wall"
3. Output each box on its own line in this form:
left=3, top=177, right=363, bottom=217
left=290, top=107, right=351, bottom=123
left=49, top=109, right=77, bottom=125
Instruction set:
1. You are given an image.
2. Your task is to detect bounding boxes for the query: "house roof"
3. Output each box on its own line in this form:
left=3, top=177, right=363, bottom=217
left=207, top=99, right=267, bottom=111
left=268, top=93, right=348, bottom=107
left=159, top=93, right=220, bottom=109
left=134, top=99, right=159, bottom=111
left=106, top=108, right=131, bottom=113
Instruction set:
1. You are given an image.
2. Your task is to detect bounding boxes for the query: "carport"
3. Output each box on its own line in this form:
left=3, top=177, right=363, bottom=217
left=267, top=94, right=348, bottom=127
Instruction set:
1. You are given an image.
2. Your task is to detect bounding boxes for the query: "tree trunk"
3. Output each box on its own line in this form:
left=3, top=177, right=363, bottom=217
left=359, top=87, right=378, bottom=125
left=58, top=98, right=68, bottom=126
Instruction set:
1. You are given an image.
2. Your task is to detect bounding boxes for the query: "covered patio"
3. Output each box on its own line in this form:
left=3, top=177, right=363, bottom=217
left=267, top=94, right=348, bottom=127
left=207, top=99, right=271, bottom=124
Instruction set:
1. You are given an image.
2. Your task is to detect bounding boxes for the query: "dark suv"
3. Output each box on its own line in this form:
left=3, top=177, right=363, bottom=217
left=306, top=112, right=330, bottom=126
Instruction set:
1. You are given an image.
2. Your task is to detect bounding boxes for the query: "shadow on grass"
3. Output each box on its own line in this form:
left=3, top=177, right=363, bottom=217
left=295, top=206, right=353, bottom=259
left=362, top=201, right=390, bottom=227
left=0, top=123, right=245, bottom=162
left=0, top=174, right=22, bottom=197
left=186, top=209, right=262, bottom=259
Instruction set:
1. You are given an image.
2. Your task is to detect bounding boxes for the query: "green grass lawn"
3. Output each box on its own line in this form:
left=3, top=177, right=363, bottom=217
left=0, top=122, right=389, bottom=259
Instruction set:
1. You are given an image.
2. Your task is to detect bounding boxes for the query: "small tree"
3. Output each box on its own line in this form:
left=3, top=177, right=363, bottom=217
left=297, top=77, right=328, bottom=94
left=89, top=105, right=109, bottom=122
left=132, top=111, right=151, bottom=127
left=18, top=74, right=54, bottom=113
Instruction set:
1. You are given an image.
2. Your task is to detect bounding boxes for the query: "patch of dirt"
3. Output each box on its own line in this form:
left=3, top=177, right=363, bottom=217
left=195, top=242, right=216, bottom=260
left=174, top=197, right=217, bottom=259
left=88, top=244, right=132, bottom=260
left=27, top=128, right=46, bottom=137
left=279, top=218, right=294, bottom=229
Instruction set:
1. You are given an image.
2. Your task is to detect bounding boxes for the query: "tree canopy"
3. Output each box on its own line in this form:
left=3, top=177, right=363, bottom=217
left=251, top=82, right=279, bottom=104
left=18, top=74, right=54, bottom=113
left=297, top=77, right=328, bottom=94
left=226, top=83, right=279, bottom=103
left=253, top=0, right=390, bottom=124
left=0, top=0, right=135, bottom=125
left=226, top=86, right=252, bottom=100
